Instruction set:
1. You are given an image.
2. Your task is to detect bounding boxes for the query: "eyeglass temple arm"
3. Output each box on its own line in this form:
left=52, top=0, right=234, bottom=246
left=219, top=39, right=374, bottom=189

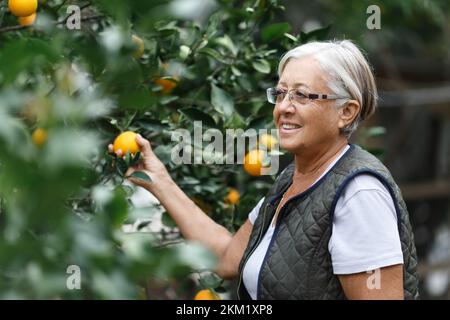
left=309, top=93, right=347, bottom=100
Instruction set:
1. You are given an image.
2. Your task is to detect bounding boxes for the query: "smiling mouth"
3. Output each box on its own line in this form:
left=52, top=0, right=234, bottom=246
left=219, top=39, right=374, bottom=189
left=279, top=122, right=302, bottom=133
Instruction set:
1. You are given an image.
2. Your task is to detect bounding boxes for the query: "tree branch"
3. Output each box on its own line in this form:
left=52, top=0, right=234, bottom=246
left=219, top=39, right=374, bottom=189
left=0, top=14, right=104, bottom=34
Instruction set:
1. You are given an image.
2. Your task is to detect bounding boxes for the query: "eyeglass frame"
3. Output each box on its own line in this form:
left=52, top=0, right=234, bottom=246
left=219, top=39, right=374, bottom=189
left=266, top=87, right=348, bottom=105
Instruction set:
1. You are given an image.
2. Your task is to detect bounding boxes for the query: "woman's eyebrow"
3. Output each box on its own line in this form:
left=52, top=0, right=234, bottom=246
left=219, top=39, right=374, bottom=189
left=277, top=82, right=311, bottom=90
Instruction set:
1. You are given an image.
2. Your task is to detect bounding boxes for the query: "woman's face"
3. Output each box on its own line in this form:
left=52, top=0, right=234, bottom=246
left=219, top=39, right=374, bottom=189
left=273, top=56, right=343, bottom=154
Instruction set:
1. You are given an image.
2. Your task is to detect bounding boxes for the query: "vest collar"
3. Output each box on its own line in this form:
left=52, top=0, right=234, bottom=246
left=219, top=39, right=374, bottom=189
left=267, top=144, right=356, bottom=205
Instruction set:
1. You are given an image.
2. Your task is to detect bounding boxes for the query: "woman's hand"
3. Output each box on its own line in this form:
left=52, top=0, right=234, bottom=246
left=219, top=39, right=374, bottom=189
left=108, top=134, right=171, bottom=192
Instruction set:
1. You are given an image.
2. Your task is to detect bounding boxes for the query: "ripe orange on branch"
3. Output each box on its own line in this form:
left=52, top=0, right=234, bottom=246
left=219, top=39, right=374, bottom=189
left=243, top=149, right=267, bottom=176
left=154, top=77, right=178, bottom=95
left=113, top=131, right=140, bottom=156
left=8, top=0, right=38, bottom=17
left=258, top=133, right=278, bottom=150
left=32, top=128, right=47, bottom=147
left=18, top=12, right=36, bottom=26
left=225, top=188, right=240, bottom=205
left=194, top=289, right=221, bottom=300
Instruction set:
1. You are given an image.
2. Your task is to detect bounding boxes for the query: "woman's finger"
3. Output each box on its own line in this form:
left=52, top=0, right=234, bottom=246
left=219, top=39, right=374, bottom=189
left=136, top=134, right=153, bottom=156
left=108, top=144, right=113, bottom=153
left=127, top=176, right=149, bottom=189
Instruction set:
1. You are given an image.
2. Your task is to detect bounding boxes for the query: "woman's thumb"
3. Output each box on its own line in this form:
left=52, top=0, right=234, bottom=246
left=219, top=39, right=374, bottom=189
left=135, top=134, right=153, bottom=155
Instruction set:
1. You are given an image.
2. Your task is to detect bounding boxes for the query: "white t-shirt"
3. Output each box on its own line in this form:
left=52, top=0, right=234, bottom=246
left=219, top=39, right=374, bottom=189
left=243, top=145, right=404, bottom=300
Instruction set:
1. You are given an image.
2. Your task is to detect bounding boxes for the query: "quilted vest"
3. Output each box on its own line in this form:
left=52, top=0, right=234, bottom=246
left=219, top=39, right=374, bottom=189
left=237, top=144, right=419, bottom=300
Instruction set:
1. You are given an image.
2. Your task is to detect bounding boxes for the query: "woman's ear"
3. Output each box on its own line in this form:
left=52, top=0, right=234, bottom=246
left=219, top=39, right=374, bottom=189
left=338, top=100, right=360, bottom=130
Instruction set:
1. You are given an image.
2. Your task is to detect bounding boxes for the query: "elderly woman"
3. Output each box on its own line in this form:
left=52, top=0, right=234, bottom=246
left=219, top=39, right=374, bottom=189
left=111, top=40, right=419, bottom=300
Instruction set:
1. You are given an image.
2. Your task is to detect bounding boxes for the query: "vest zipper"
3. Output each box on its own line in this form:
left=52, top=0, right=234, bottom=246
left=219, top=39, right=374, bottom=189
left=255, top=191, right=308, bottom=299
left=237, top=202, right=270, bottom=300
left=255, top=200, right=288, bottom=299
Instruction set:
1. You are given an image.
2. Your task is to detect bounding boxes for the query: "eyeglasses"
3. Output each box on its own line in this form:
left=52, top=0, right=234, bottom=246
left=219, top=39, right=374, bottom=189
left=266, top=87, right=348, bottom=105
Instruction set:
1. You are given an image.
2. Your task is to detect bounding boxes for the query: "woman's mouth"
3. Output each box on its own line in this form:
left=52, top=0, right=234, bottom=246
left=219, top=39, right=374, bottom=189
left=279, top=122, right=302, bottom=134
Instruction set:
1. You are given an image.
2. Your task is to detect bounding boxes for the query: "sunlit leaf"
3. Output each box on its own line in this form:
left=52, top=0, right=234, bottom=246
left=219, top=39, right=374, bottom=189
left=261, top=22, right=291, bottom=43
left=211, top=84, right=234, bottom=118
left=252, top=59, right=271, bottom=74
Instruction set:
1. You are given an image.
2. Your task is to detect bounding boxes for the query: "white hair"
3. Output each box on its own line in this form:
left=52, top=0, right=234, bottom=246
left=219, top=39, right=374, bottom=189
left=278, top=40, right=378, bottom=137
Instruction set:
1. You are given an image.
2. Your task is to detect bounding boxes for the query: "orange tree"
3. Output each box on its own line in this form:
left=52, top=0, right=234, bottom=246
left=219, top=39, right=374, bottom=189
left=0, top=0, right=329, bottom=298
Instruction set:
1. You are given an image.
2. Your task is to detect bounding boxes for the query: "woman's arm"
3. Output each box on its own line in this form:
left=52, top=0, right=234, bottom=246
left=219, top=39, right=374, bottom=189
left=149, top=174, right=253, bottom=279
left=110, top=134, right=252, bottom=279
left=338, top=264, right=404, bottom=299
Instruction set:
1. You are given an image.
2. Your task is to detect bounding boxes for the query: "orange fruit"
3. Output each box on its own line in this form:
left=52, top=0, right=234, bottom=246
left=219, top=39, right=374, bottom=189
left=131, top=35, right=145, bottom=59
left=8, top=0, right=38, bottom=17
left=224, top=188, right=240, bottom=205
left=113, top=131, right=140, bottom=155
left=258, top=133, right=278, bottom=150
left=18, top=12, right=36, bottom=26
left=32, top=128, right=47, bottom=147
left=243, top=149, right=267, bottom=176
left=194, top=289, right=220, bottom=300
left=154, top=78, right=178, bottom=95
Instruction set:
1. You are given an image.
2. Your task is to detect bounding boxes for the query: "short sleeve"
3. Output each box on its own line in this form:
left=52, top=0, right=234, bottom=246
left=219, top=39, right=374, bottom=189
left=248, top=197, right=265, bottom=225
left=329, top=174, right=404, bottom=274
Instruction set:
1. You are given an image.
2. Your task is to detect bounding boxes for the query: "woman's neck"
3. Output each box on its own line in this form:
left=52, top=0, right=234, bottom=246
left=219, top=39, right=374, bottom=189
left=293, top=138, right=348, bottom=180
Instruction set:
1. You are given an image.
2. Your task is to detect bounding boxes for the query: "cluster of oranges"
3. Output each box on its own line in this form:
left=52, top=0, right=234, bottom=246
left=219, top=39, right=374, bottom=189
left=131, top=36, right=179, bottom=95
left=8, top=0, right=38, bottom=26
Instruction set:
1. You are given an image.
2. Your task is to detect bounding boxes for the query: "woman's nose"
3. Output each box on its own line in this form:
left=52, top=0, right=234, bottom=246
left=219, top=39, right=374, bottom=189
left=276, top=94, right=296, bottom=114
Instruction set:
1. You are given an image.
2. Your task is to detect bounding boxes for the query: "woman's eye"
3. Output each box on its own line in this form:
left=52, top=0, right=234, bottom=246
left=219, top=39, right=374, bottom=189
left=294, top=91, right=307, bottom=98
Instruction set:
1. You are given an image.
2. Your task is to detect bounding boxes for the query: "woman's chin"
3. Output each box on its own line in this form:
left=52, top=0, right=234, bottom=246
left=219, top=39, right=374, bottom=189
left=279, top=138, right=304, bottom=153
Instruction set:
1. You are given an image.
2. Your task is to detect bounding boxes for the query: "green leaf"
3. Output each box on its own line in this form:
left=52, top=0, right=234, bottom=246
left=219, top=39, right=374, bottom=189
left=284, top=33, right=298, bottom=42
left=211, top=84, right=234, bottom=118
left=116, top=157, right=128, bottom=177
left=205, top=12, right=221, bottom=37
left=198, top=273, right=223, bottom=290
left=118, top=88, right=156, bottom=110
left=96, top=0, right=130, bottom=25
left=231, top=65, right=242, bottom=76
left=128, top=171, right=152, bottom=183
left=135, top=119, right=167, bottom=132
left=261, top=22, right=291, bottom=43
left=105, top=188, right=129, bottom=228
left=198, top=48, right=224, bottom=62
left=225, top=113, right=245, bottom=129
left=215, top=35, right=238, bottom=56
left=247, top=116, right=273, bottom=130
left=125, top=152, right=132, bottom=166
left=252, top=59, right=271, bottom=74
left=300, top=25, right=332, bottom=43
left=161, top=211, right=177, bottom=228
left=0, top=38, right=61, bottom=84
left=129, top=152, right=141, bottom=166
left=179, top=108, right=216, bottom=127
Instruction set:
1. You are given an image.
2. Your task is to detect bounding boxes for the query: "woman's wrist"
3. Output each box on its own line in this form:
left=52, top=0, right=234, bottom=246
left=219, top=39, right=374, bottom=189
left=147, top=173, right=176, bottom=199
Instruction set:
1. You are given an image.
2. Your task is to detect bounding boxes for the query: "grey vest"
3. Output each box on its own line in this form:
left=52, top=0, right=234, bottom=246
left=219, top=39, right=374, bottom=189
left=237, top=144, right=419, bottom=300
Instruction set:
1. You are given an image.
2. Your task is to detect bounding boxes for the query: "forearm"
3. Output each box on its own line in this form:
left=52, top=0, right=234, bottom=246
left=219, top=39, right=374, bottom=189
left=150, top=176, right=233, bottom=258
